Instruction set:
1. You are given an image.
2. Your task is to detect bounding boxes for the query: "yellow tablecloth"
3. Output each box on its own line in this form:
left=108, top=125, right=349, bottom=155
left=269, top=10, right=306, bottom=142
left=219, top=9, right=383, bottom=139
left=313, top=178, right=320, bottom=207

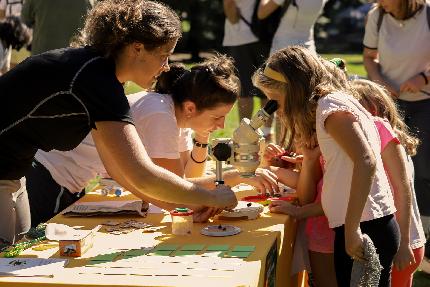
left=0, top=186, right=299, bottom=287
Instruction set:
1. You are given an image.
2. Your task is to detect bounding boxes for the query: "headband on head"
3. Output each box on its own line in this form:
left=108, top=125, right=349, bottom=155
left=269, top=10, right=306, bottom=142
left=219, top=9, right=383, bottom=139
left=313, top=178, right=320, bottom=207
left=263, top=65, right=287, bottom=83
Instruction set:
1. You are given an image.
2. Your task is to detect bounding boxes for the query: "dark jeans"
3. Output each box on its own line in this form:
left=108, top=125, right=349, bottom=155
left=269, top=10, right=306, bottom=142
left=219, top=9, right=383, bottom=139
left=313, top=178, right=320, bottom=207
left=26, top=160, right=84, bottom=227
left=397, top=99, right=430, bottom=217
left=226, top=42, right=269, bottom=98
left=333, top=215, right=400, bottom=287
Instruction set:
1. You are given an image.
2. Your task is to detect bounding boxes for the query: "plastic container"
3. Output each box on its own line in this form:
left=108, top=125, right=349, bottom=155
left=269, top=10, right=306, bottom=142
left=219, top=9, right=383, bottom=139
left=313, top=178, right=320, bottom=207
left=170, top=208, right=194, bottom=235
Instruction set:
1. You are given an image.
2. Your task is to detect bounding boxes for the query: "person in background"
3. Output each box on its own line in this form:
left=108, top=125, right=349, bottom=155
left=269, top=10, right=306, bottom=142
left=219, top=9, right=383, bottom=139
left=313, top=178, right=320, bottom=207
left=21, top=0, right=93, bottom=55
left=257, top=0, right=327, bottom=54
left=0, top=15, right=30, bottom=75
left=0, top=0, right=237, bottom=244
left=363, top=0, right=430, bottom=250
left=27, top=55, right=279, bottom=227
left=222, top=0, right=273, bottom=140
left=0, top=0, right=25, bottom=72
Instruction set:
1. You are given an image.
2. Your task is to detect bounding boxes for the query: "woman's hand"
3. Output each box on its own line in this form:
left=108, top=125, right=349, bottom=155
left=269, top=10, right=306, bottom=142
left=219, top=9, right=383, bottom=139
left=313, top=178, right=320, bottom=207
left=193, top=206, right=222, bottom=223
left=393, top=243, right=415, bottom=271
left=212, top=185, right=238, bottom=209
left=400, top=73, right=427, bottom=93
left=345, top=228, right=365, bottom=261
left=269, top=200, right=300, bottom=217
left=242, top=168, right=280, bottom=195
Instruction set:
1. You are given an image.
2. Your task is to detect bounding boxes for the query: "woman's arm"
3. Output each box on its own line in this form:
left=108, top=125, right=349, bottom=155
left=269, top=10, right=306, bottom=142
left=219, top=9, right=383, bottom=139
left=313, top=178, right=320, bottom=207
left=91, top=121, right=237, bottom=208
left=258, top=0, right=281, bottom=19
left=188, top=168, right=279, bottom=194
left=363, top=48, right=399, bottom=98
left=381, top=141, right=414, bottom=270
left=325, top=112, right=376, bottom=260
left=183, top=134, right=210, bottom=178
left=223, top=0, right=240, bottom=24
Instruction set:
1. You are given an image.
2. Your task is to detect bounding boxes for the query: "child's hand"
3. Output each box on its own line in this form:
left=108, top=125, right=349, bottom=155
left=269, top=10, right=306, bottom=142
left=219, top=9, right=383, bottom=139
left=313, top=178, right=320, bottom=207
left=193, top=206, right=222, bottom=223
left=263, top=143, right=285, bottom=163
left=393, top=243, right=415, bottom=271
left=345, top=228, right=365, bottom=261
left=269, top=200, right=300, bottom=218
left=243, top=168, right=280, bottom=195
left=280, top=151, right=304, bottom=164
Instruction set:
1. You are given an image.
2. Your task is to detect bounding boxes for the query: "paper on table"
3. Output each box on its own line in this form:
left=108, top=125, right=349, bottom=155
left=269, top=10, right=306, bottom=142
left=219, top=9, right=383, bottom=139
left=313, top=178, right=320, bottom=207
left=45, top=223, right=101, bottom=241
left=0, top=258, right=68, bottom=277
left=61, top=200, right=148, bottom=217
left=147, top=203, right=165, bottom=214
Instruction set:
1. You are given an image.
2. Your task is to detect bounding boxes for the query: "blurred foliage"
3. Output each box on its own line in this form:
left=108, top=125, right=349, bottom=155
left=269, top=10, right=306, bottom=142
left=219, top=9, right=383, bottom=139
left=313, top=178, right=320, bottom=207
left=160, top=0, right=225, bottom=57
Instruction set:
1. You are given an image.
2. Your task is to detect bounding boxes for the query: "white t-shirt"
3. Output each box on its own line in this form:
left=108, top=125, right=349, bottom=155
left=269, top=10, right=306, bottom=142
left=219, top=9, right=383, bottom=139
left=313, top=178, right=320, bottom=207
left=0, top=0, right=22, bottom=17
left=363, top=4, right=430, bottom=101
left=35, top=92, right=193, bottom=193
left=270, top=0, right=326, bottom=54
left=375, top=118, right=426, bottom=249
left=316, top=92, right=396, bottom=228
left=223, top=0, right=259, bottom=46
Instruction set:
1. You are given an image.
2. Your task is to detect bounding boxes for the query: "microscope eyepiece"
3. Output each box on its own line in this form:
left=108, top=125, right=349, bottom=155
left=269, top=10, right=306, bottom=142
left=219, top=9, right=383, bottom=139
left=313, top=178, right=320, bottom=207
left=262, top=100, right=279, bottom=115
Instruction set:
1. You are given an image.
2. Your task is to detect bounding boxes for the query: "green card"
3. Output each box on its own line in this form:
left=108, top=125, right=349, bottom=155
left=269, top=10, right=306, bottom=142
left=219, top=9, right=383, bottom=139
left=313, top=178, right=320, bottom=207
left=174, top=250, right=198, bottom=256
left=231, top=245, right=256, bottom=252
left=226, top=251, right=253, bottom=258
left=180, top=244, right=205, bottom=251
left=91, top=253, right=120, bottom=261
left=87, top=260, right=111, bottom=265
left=123, top=248, right=151, bottom=258
left=149, top=250, right=173, bottom=256
left=206, top=245, right=230, bottom=251
left=154, top=244, right=179, bottom=251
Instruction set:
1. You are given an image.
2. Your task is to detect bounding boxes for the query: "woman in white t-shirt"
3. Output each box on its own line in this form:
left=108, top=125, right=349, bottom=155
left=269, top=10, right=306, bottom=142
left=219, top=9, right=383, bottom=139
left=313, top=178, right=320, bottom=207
left=363, top=0, right=430, bottom=237
left=253, top=46, right=399, bottom=286
left=257, top=0, right=327, bottom=54
left=27, top=54, right=280, bottom=227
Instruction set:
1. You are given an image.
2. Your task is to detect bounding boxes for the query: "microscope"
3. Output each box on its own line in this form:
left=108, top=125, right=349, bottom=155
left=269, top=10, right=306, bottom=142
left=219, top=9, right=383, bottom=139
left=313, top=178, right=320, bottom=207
left=210, top=100, right=279, bottom=184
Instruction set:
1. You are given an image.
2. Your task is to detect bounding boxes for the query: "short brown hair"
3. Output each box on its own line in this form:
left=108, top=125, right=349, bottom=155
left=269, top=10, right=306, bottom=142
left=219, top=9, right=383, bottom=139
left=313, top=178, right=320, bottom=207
left=72, top=0, right=181, bottom=58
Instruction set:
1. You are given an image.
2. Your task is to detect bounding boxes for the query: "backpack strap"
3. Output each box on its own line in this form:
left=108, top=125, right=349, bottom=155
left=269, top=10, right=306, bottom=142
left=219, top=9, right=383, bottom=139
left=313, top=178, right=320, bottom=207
left=377, top=7, right=385, bottom=33
left=427, top=2, right=430, bottom=30
left=240, top=0, right=292, bottom=27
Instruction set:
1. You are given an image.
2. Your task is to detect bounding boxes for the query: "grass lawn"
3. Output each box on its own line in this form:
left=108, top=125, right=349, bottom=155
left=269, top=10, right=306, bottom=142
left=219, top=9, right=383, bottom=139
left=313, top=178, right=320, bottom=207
left=125, top=54, right=429, bottom=286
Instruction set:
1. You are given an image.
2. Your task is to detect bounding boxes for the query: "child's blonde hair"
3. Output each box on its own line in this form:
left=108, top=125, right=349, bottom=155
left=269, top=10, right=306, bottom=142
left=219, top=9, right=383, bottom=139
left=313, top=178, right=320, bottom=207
left=252, top=46, right=355, bottom=149
left=351, top=79, right=419, bottom=156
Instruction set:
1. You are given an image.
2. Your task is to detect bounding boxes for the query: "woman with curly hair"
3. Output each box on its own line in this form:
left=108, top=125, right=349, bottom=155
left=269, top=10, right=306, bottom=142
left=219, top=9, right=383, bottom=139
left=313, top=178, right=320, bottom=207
left=0, top=0, right=237, bottom=244
left=27, top=54, right=279, bottom=227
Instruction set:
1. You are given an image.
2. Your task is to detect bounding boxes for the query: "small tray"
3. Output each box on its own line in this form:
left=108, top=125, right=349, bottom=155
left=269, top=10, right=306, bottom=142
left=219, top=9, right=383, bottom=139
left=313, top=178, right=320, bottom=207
left=201, top=225, right=241, bottom=237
